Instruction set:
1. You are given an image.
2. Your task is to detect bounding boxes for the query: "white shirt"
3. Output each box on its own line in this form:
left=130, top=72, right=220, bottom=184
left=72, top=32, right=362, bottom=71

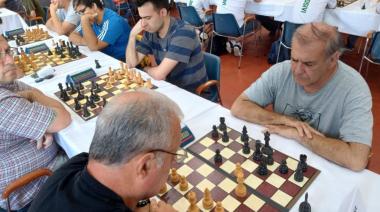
left=186, top=0, right=210, bottom=21
left=214, top=0, right=252, bottom=27
left=56, top=0, right=80, bottom=26
left=290, top=0, right=336, bottom=24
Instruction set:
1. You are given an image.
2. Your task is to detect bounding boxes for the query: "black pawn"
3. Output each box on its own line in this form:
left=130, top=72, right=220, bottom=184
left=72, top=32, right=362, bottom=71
left=211, top=125, right=219, bottom=140
left=218, top=117, right=227, bottom=131
left=82, top=105, right=91, bottom=118
left=266, top=153, right=274, bottom=165
left=361, top=3, right=366, bottom=10
left=95, top=59, right=101, bottom=68
left=252, top=140, right=262, bottom=161
left=242, top=140, right=250, bottom=154
left=74, top=98, right=81, bottom=111
left=279, top=159, right=289, bottom=174
left=257, top=161, right=268, bottom=176
left=76, top=87, right=84, bottom=100
left=221, top=130, right=229, bottom=143
left=102, top=97, right=107, bottom=107
left=299, top=193, right=311, bottom=212
left=214, top=149, right=223, bottom=164
left=294, top=167, right=304, bottom=182
left=241, top=125, right=249, bottom=142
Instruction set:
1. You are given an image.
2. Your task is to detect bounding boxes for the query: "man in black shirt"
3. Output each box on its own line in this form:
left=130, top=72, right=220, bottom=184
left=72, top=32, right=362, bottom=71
left=29, top=89, right=183, bottom=212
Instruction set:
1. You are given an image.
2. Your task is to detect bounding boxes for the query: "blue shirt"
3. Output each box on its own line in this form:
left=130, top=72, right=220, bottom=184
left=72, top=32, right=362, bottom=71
left=76, top=8, right=131, bottom=60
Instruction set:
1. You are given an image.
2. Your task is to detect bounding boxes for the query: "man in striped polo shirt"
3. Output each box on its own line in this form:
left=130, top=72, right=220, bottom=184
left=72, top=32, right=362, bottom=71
left=126, top=0, right=208, bottom=93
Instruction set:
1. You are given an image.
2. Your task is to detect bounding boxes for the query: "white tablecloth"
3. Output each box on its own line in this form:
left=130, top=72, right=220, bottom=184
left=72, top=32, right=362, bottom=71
left=0, top=8, right=27, bottom=33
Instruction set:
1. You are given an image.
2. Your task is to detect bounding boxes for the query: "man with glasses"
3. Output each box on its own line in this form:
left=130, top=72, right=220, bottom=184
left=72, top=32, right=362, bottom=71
left=69, top=0, right=131, bottom=61
left=29, top=89, right=182, bottom=212
left=231, top=22, right=373, bottom=172
left=46, top=0, right=80, bottom=35
left=0, top=40, right=71, bottom=211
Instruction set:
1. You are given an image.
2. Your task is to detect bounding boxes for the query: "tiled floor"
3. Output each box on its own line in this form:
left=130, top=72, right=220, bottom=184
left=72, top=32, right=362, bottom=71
left=215, top=30, right=380, bottom=174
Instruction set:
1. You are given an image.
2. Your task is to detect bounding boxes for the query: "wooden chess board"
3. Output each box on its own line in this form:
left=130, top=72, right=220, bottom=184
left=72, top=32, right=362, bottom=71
left=13, top=45, right=86, bottom=76
left=54, top=68, right=157, bottom=121
left=161, top=120, right=320, bottom=211
left=9, top=27, right=52, bottom=46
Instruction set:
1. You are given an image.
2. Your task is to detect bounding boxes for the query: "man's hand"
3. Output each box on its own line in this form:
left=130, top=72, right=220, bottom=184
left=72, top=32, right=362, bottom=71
left=49, top=2, right=58, bottom=14
left=81, top=12, right=97, bottom=24
left=282, top=118, right=324, bottom=139
left=149, top=199, right=177, bottom=212
left=30, top=10, right=37, bottom=18
left=130, top=19, right=144, bottom=37
left=36, top=133, right=54, bottom=150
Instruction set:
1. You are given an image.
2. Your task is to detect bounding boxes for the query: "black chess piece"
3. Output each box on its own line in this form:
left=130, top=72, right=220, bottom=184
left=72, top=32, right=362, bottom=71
left=75, top=45, right=81, bottom=56
left=240, top=125, right=249, bottom=142
left=279, top=159, right=289, bottom=174
left=69, top=82, right=76, bottom=94
left=79, top=82, right=84, bottom=90
left=47, top=49, right=53, bottom=56
left=82, top=105, right=91, bottom=118
left=76, top=87, right=84, bottom=100
left=74, top=98, right=81, bottom=111
left=60, top=51, right=65, bottom=58
left=253, top=140, right=262, bottom=161
left=91, top=80, right=97, bottom=90
left=88, top=97, right=97, bottom=108
left=266, top=153, right=274, bottom=165
left=298, top=154, right=308, bottom=172
left=294, top=167, right=304, bottom=182
left=261, top=131, right=273, bottom=155
left=95, top=59, right=101, bottom=69
left=299, top=193, right=311, bottom=212
left=257, top=161, right=268, bottom=176
left=91, top=90, right=100, bottom=102
left=61, top=89, right=70, bottom=101
left=221, top=130, right=229, bottom=143
left=361, top=3, right=366, bottom=10
left=214, top=149, right=223, bottom=164
left=61, top=40, right=66, bottom=47
left=242, top=140, right=250, bottom=154
left=218, top=117, right=227, bottom=131
left=211, top=125, right=219, bottom=140
left=102, top=97, right=107, bottom=107
left=15, top=39, right=20, bottom=46
left=58, top=82, right=64, bottom=92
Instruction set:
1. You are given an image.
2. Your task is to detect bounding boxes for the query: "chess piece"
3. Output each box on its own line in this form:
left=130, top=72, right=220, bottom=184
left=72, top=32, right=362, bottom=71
left=234, top=163, right=244, bottom=178
left=61, top=90, right=69, bottom=101
left=211, top=125, right=219, bottom=139
left=69, top=83, right=76, bottom=94
left=108, top=67, right=114, bottom=76
left=202, top=188, right=214, bottom=210
left=82, top=105, right=91, bottom=118
left=266, top=153, right=274, bottom=165
left=253, top=140, right=263, bottom=161
left=74, top=98, right=81, bottom=111
left=214, top=149, right=223, bottom=164
left=262, top=131, right=273, bottom=155
left=241, top=125, right=249, bottom=142
left=299, top=193, right=311, bottom=212
left=76, top=87, right=84, bottom=100
left=159, top=183, right=167, bottom=194
left=170, top=168, right=180, bottom=184
left=257, top=161, right=268, bottom=176
left=218, top=117, right=227, bottom=131
left=187, top=191, right=199, bottom=212
left=88, top=97, right=97, bottom=109
left=279, top=159, right=289, bottom=174
left=362, top=3, right=366, bottom=10
left=95, top=59, right=101, bottom=68
left=234, top=174, right=247, bottom=198
left=294, top=167, right=304, bottom=182
left=75, top=45, right=81, bottom=56
left=79, top=82, right=84, bottom=90
left=91, top=90, right=100, bottom=102
left=214, top=201, right=224, bottom=212
left=242, top=140, right=250, bottom=154
left=299, top=154, right=308, bottom=172
left=145, top=78, right=153, bottom=89
left=94, top=83, right=101, bottom=93
left=179, top=175, right=188, bottom=191
left=221, top=130, right=229, bottom=143
left=123, top=78, right=130, bottom=87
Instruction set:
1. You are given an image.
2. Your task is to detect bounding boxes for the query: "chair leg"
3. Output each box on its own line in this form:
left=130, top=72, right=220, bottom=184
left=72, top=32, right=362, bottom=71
left=238, top=37, right=244, bottom=69
left=209, top=32, right=214, bottom=54
left=365, top=61, right=370, bottom=78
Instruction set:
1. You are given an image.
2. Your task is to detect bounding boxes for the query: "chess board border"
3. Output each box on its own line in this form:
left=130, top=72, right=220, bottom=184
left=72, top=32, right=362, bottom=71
left=186, top=127, right=320, bottom=211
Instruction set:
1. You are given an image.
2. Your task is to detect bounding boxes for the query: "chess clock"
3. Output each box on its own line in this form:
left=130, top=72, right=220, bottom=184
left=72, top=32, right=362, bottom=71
left=5, top=28, right=24, bottom=37
left=66, top=68, right=97, bottom=85
left=180, top=125, right=195, bottom=147
left=25, top=43, right=50, bottom=54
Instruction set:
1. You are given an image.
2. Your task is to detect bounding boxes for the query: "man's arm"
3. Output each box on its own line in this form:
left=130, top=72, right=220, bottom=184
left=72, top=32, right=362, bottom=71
left=18, top=89, right=71, bottom=132
left=80, top=15, right=108, bottom=51
left=144, top=58, right=178, bottom=80
left=265, top=124, right=371, bottom=171
left=126, top=19, right=147, bottom=67
left=69, top=30, right=87, bottom=46
left=46, top=2, right=76, bottom=35
left=231, top=93, right=322, bottom=138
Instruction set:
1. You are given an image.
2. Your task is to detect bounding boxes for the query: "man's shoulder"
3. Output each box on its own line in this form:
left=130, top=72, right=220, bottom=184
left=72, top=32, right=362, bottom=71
left=335, top=61, right=370, bottom=92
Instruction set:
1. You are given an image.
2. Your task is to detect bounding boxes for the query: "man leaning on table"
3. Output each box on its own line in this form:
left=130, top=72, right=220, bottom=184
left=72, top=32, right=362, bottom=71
left=0, top=36, right=71, bottom=211
left=46, top=0, right=81, bottom=35
left=231, top=22, right=373, bottom=172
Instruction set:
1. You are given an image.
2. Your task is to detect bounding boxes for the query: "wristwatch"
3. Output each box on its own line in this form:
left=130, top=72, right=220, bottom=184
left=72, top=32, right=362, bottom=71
left=136, top=199, right=150, bottom=208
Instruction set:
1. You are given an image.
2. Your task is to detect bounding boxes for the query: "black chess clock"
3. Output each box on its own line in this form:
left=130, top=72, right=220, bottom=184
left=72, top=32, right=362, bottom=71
left=180, top=125, right=195, bottom=147
left=66, top=68, right=97, bottom=85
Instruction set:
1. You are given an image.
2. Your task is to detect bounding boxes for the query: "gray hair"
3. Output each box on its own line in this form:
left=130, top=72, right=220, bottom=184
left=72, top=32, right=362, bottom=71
left=89, top=88, right=183, bottom=165
left=292, top=22, right=343, bottom=57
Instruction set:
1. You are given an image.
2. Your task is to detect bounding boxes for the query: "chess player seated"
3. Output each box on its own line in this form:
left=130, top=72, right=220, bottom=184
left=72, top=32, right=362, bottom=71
left=231, top=22, right=373, bottom=172
left=0, top=41, right=71, bottom=212
left=28, top=89, right=183, bottom=212
left=46, top=0, right=81, bottom=35
left=69, top=0, right=131, bottom=61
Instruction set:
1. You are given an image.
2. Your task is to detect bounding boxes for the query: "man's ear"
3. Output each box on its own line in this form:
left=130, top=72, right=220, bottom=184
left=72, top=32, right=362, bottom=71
left=160, top=8, right=168, bottom=16
left=135, top=153, right=156, bottom=178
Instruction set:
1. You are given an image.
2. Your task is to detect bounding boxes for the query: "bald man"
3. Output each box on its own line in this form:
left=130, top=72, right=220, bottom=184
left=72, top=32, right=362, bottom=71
left=231, top=22, right=373, bottom=171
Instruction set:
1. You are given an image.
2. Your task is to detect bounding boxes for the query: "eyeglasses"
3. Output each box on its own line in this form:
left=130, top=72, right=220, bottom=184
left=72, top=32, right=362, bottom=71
left=0, top=48, right=16, bottom=60
left=150, top=148, right=188, bottom=163
left=75, top=7, right=87, bottom=15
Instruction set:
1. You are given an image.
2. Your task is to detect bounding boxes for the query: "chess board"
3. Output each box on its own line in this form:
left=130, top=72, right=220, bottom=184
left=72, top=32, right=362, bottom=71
left=13, top=43, right=86, bottom=76
left=54, top=67, right=157, bottom=121
left=7, top=27, right=52, bottom=46
left=181, top=123, right=320, bottom=211
left=159, top=151, right=280, bottom=212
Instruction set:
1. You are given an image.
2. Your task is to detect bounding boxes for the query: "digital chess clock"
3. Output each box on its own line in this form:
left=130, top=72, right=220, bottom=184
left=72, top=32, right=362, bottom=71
left=5, top=28, right=25, bottom=37
left=180, top=125, right=195, bottom=147
left=66, top=68, right=97, bottom=85
left=25, top=43, right=50, bottom=54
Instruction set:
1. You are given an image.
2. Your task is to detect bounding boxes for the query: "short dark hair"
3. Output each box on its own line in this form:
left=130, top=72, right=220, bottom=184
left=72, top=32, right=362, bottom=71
left=136, top=0, right=174, bottom=11
left=73, top=0, right=104, bottom=10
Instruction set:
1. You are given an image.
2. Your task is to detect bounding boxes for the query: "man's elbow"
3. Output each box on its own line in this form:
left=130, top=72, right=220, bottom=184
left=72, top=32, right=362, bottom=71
left=347, top=156, right=369, bottom=172
left=88, top=44, right=99, bottom=51
left=231, top=98, right=243, bottom=118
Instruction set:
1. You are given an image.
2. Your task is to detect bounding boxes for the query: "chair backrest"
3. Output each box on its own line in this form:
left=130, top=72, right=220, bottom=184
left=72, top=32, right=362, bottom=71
left=178, top=6, right=204, bottom=28
left=369, top=32, right=380, bottom=62
left=103, top=0, right=118, bottom=11
left=204, top=52, right=221, bottom=81
left=281, top=21, right=302, bottom=47
left=212, top=13, right=241, bottom=37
